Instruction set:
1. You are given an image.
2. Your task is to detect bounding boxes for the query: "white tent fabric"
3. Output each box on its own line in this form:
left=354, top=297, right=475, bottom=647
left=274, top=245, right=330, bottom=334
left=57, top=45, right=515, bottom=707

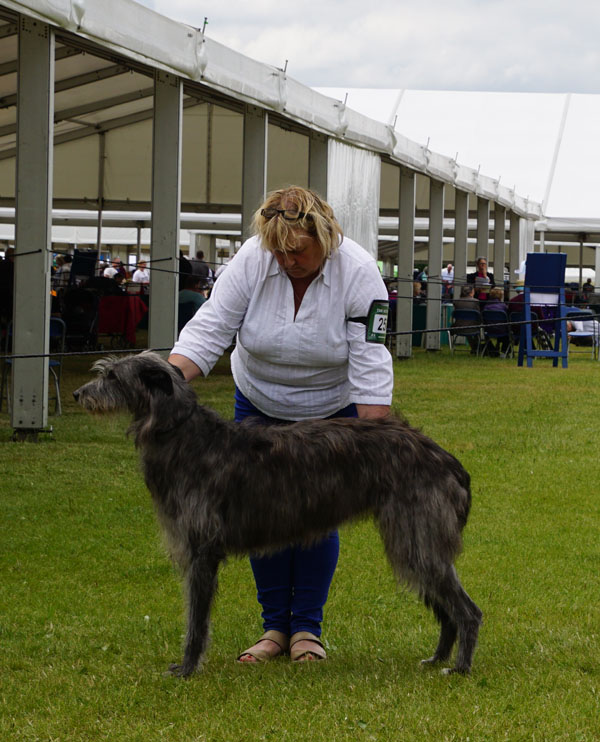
left=327, top=140, right=380, bottom=258
left=314, top=88, right=600, bottom=221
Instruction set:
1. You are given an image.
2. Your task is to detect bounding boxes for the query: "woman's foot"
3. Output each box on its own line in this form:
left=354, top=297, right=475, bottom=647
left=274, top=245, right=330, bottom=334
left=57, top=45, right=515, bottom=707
left=289, top=631, right=327, bottom=662
left=237, top=630, right=288, bottom=663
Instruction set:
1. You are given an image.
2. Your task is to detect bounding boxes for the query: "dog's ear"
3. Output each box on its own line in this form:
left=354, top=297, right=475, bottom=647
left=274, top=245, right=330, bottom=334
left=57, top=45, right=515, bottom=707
left=139, top=367, right=174, bottom=396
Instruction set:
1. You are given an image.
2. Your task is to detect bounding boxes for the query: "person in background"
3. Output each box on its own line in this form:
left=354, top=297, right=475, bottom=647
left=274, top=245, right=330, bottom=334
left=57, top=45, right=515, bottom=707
left=452, top=284, right=481, bottom=353
left=413, top=281, right=425, bottom=304
left=484, top=286, right=508, bottom=313
left=53, top=254, right=72, bottom=290
left=441, top=263, right=454, bottom=300
left=178, top=274, right=207, bottom=313
left=132, top=260, right=150, bottom=285
left=189, top=250, right=213, bottom=290
left=168, top=186, right=393, bottom=665
left=482, top=286, right=509, bottom=355
left=103, top=258, right=120, bottom=279
left=467, top=257, right=495, bottom=304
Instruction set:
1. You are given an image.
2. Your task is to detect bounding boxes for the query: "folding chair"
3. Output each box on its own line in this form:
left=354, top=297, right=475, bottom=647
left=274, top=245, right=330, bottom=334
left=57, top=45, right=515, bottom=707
left=481, top=309, right=514, bottom=358
left=448, top=308, right=482, bottom=355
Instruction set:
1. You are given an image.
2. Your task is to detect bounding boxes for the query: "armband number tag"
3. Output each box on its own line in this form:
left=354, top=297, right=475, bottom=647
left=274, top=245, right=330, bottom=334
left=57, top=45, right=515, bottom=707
left=366, top=300, right=389, bottom=344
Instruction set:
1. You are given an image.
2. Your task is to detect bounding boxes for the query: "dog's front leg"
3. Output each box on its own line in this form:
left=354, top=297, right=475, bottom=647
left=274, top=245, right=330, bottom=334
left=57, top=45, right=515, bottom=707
left=167, top=548, right=223, bottom=678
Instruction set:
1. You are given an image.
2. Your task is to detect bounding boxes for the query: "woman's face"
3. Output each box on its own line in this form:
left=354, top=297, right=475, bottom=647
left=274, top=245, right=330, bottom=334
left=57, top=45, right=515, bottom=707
left=477, top=259, right=488, bottom=274
left=273, top=231, right=323, bottom=279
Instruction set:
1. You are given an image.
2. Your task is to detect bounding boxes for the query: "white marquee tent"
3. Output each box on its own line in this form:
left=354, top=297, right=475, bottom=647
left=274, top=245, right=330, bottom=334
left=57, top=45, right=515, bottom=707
left=0, top=0, right=594, bottom=433
left=316, top=87, right=600, bottom=244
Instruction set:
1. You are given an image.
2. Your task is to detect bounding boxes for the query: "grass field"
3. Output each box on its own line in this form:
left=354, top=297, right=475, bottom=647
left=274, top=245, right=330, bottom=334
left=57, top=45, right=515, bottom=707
left=1, top=349, right=599, bottom=741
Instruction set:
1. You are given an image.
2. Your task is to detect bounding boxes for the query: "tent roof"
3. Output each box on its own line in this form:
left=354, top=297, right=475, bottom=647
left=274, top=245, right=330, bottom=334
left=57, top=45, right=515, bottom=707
left=315, top=88, right=600, bottom=222
left=0, top=0, right=542, bottom=222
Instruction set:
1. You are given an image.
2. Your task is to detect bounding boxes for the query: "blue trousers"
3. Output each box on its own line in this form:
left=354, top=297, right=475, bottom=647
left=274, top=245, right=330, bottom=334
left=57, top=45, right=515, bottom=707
left=234, top=387, right=357, bottom=637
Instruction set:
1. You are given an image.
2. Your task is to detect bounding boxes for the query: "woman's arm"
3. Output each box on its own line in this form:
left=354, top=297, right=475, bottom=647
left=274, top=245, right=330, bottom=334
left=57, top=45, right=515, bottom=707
left=170, top=241, right=255, bottom=377
left=344, top=260, right=394, bottom=412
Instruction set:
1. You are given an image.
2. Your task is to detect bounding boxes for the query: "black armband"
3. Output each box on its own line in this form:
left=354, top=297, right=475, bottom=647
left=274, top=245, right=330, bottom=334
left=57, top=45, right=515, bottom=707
left=347, top=300, right=389, bottom=344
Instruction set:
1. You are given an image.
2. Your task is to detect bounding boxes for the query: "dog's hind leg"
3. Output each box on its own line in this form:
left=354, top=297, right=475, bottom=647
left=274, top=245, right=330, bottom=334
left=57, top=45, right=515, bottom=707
left=427, top=566, right=482, bottom=675
left=167, top=548, right=224, bottom=678
left=420, top=601, right=458, bottom=667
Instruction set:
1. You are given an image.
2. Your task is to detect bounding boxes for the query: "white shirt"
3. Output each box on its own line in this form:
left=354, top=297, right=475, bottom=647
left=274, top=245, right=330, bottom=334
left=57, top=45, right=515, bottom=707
left=172, top=235, right=393, bottom=420
left=132, top=268, right=150, bottom=283
left=442, top=267, right=454, bottom=281
left=570, top=318, right=600, bottom=336
left=103, top=266, right=117, bottom=278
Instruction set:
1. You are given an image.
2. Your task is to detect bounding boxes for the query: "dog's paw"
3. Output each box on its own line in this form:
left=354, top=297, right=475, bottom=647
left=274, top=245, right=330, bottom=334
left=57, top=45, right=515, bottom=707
left=441, top=666, right=470, bottom=676
left=163, top=662, right=196, bottom=678
left=419, top=656, right=441, bottom=667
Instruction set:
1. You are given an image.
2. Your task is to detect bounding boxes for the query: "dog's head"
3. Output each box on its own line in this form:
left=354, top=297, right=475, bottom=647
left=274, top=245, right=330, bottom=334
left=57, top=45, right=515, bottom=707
left=73, top=351, right=195, bottom=419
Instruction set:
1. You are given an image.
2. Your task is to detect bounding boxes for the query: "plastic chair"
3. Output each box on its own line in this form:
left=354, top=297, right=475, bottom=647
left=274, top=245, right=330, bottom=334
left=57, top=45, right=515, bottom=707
left=448, top=308, right=482, bottom=355
left=481, top=309, right=514, bottom=358
left=0, top=317, right=66, bottom=415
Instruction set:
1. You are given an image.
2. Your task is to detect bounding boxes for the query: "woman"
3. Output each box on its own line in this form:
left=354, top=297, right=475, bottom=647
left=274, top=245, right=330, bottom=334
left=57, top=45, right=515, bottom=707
left=467, top=256, right=496, bottom=304
left=168, top=186, right=393, bottom=663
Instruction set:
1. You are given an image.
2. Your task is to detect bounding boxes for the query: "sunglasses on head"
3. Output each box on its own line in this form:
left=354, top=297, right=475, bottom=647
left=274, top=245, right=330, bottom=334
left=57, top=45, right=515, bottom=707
left=261, top=208, right=306, bottom=221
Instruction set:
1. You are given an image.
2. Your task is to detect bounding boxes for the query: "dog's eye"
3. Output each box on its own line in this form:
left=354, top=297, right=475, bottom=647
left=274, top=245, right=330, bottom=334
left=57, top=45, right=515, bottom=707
left=107, top=370, right=116, bottom=380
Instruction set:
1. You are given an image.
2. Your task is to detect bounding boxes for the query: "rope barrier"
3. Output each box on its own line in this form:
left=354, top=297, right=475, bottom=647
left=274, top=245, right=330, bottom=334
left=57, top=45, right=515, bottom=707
left=1, top=312, right=591, bottom=362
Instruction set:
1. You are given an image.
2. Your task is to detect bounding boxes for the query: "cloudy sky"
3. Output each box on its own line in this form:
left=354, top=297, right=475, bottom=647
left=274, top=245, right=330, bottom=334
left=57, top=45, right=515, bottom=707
left=136, top=0, right=599, bottom=94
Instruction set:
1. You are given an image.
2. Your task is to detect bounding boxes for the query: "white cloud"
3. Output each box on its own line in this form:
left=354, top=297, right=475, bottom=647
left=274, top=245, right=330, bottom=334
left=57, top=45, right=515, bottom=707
left=136, top=0, right=600, bottom=93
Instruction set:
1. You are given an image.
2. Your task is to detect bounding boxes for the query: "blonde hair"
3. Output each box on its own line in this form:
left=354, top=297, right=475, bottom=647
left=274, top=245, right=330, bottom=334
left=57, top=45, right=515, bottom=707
left=252, top=186, right=343, bottom=260
left=489, top=287, right=504, bottom=301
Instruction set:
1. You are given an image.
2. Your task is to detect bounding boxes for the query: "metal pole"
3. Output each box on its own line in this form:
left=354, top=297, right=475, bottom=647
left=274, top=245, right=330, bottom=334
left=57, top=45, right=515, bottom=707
left=95, top=131, right=105, bottom=255
left=425, top=179, right=444, bottom=351
left=396, top=166, right=416, bottom=359
left=476, top=197, right=490, bottom=262
left=493, top=204, right=506, bottom=295
left=309, top=132, right=328, bottom=198
left=241, top=105, right=267, bottom=241
left=149, top=70, right=182, bottom=352
left=12, top=17, right=55, bottom=436
left=454, top=189, right=468, bottom=299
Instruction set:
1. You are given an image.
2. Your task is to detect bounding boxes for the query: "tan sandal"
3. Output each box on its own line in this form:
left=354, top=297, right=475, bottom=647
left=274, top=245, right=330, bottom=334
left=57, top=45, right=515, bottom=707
left=236, top=630, right=289, bottom=663
left=289, top=631, right=327, bottom=662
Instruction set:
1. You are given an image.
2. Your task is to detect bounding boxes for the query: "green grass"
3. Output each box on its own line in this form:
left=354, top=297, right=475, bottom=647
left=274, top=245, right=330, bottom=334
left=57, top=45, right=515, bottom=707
left=1, top=350, right=599, bottom=740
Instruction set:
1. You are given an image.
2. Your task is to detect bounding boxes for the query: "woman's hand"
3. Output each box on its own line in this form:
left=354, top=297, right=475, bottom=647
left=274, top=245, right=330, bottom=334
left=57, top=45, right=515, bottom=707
left=356, top=404, right=390, bottom=419
left=168, top=354, right=202, bottom=381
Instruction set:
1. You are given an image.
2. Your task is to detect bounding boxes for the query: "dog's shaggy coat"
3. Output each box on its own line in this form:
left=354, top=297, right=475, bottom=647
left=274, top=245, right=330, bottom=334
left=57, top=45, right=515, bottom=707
left=74, top=352, right=482, bottom=677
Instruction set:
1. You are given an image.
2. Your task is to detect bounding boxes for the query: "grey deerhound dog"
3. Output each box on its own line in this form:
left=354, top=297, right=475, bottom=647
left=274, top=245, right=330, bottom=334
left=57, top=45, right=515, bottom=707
left=74, top=351, right=482, bottom=677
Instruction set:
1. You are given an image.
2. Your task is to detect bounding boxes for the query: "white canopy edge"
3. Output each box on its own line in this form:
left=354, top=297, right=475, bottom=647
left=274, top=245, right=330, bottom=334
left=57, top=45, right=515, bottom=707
left=536, top=217, right=600, bottom=234
left=3, top=0, right=542, bottom=220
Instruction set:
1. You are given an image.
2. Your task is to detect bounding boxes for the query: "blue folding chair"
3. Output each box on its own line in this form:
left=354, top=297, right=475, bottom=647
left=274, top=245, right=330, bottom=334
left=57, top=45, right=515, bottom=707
left=448, top=308, right=482, bottom=355
left=482, top=309, right=514, bottom=358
